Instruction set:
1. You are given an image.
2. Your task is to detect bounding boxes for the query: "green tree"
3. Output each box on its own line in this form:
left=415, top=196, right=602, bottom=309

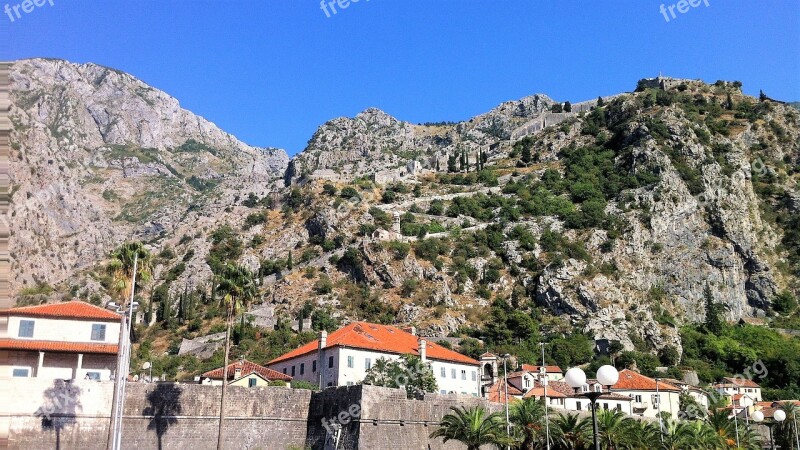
left=564, top=101, right=572, bottom=112
left=773, top=291, right=798, bottom=314
left=429, top=406, right=509, bottom=450
left=214, top=264, right=257, bottom=450
left=551, top=414, right=591, bottom=450
left=703, top=284, right=727, bottom=334
left=509, top=397, right=545, bottom=450
left=362, top=354, right=437, bottom=398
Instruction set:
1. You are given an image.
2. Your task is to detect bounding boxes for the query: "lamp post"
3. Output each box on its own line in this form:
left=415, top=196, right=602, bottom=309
left=565, top=365, right=619, bottom=450
left=753, top=409, right=786, bottom=450
left=502, top=353, right=511, bottom=449
left=539, top=343, right=551, bottom=450
left=655, top=378, right=663, bottom=443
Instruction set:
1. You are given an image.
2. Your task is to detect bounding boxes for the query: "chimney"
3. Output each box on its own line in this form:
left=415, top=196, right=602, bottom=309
left=418, top=339, right=427, bottom=362
left=319, top=330, right=328, bottom=349
left=403, top=326, right=416, bottom=336
left=318, top=330, right=328, bottom=388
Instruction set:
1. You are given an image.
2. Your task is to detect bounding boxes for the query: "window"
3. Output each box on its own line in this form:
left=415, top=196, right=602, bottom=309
left=18, top=320, right=34, bottom=338
left=282, top=368, right=287, bottom=375
left=461, top=370, right=466, bottom=380
left=312, top=361, right=317, bottom=373
left=634, top=395, right=642, bottom=403
left=525, top=378, right=530, bottom=388
left=441, top=367, right=446, bottom=378
left=603, top=403, right=609, bottom=410
left=249, top=378, right=257, bottom=388
left=85, top=372, right=101, bottom=381
left=91, top=324, right=106, bottom=341
left=300, top=363, right=305, bottom=375
left=347, top=356, right=354, bottom=368
left=451, top=369, right=456, bottom=379
left=328, top=356, right=334, bottom=368
left=12, top=368, right=29, bottom=377
left=576, top=402, right=582, bottom=411
left=616, top=404, right=622, bottom=412
left=365, top=358, right=372, bottom=370
left=291, top=366, right=296, bottom=377
left=471, top=371, right=476, bottom=381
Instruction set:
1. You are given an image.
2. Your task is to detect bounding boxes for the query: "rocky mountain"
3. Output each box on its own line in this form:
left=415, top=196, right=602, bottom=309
left=9, top=59, right=288, bottom=293
left=9, top=60, right=800, bottom=360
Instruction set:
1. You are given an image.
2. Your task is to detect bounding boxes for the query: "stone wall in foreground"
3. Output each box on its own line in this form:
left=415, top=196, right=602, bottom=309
left=2, top=378, right=500, bottom=450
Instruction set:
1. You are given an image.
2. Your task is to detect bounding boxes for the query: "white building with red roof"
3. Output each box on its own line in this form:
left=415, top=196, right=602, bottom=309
left=267, top=322, right=481, bottom=396
left=714, top=376, right=762, bottom=402
left=610, top=369, right=682, bottom=418
left=0, top=301, right=121, bottom=380
left=201, top=358, right=293, bottom=387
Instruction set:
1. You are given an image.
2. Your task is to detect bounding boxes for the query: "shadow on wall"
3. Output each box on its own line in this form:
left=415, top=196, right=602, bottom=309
left=38, top=379, right=83, bottom=450
left=143, top=383, right=183, bottom=450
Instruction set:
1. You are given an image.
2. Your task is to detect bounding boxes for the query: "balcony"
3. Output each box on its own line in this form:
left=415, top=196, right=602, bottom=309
left=632, top=402, right=649, bottom=411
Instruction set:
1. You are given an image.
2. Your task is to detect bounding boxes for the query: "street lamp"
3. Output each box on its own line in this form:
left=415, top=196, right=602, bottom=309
left=565, top=365, right=619, bottom=450
left=502, top=354, right=511, bottom=449
left=539, top=343, right=551, bottom=450
left=753, top=409, right=786, bottom=450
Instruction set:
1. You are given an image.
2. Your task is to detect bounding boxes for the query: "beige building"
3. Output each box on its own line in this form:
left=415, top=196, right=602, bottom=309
left=0, top=301, right=121, bottom=380
left=611, top=370, right=682, bottom=419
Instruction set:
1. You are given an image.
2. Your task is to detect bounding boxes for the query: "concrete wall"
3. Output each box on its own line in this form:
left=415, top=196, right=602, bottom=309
left=2, top=378, right=503, bottom=450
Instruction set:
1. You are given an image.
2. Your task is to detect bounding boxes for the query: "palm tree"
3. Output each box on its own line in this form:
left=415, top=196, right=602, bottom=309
left=429, top=405, right=509, bottom=450
left=214, top=264, right=257, bottom=450
left=106, top=241, right=153, bottom=302
left=105, top=242, right=151, bottom=450
left=777, top=402, right=800, bottom=450
left=625, top=418, right=660, bottom=450
left=595, top=409, right=637, bottom=450
left=509, top=397, right=545, bottom=450
left=551, top=413, right=591, bottom=450
left=708, top=409, right=739, bottom=449
left=659, top=418, right=722, bottom=450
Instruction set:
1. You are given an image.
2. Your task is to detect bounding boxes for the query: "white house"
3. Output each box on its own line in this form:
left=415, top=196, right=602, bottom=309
left=610, top=370, right=682, bottom=419
left=200, top=358, right=292, bottom=387
left=714, top=377, right=762, bottom=403
left=0, top=301, right=121, bottom=380
left=267, top=322, right=481, bottom=396
left=662, top=377, right=710, bottom=410
left=523, top=379, right=634, bottom=414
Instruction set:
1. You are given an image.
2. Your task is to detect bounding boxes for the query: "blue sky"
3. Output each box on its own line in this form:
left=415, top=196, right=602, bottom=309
left=4, top=0, right=799, bottom=155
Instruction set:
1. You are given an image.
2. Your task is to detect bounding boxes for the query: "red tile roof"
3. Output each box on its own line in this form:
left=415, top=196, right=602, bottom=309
left=612, top=370, right=681, bottom=392
left=267, top=322, right=479, bottom=366
left=0, top=338, right=118, bottom=354
left=202, top=359, right=292, bottom=382
left=2, top=301, right=121, bottom=321
left=485, top=379, right=523, bottom=404
left=521, top=364, right=563, bottom=374
left=718, top=377, right=761, bottom=388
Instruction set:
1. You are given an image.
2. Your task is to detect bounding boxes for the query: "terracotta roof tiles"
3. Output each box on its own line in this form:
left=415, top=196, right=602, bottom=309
left=2, top=301, right=121, bottom=321
left=268, top=322, right=479, bottom=366
left=202, top=359, right=292, bottom=382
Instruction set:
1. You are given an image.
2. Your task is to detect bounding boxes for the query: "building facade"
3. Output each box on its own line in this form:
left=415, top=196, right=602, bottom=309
left=0, top=301, right=121, bottom=380
left=267, top=322, right=481, bottom=396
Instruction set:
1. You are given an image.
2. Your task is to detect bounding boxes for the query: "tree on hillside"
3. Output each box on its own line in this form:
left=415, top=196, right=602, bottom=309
left=703, top=284, right=727, bottom=334
left=214, top=264, right=257, bottom=450
left=447, top=153, right=458, bottom=173
left=362, top=354, right=437, bottom=398
left=564, top=101, right=572, bottom=112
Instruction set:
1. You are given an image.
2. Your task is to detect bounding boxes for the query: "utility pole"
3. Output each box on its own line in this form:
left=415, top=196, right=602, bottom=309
left=540, top=343, right=551, bottom=450
left=106, top=254, right=137, bottom=450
